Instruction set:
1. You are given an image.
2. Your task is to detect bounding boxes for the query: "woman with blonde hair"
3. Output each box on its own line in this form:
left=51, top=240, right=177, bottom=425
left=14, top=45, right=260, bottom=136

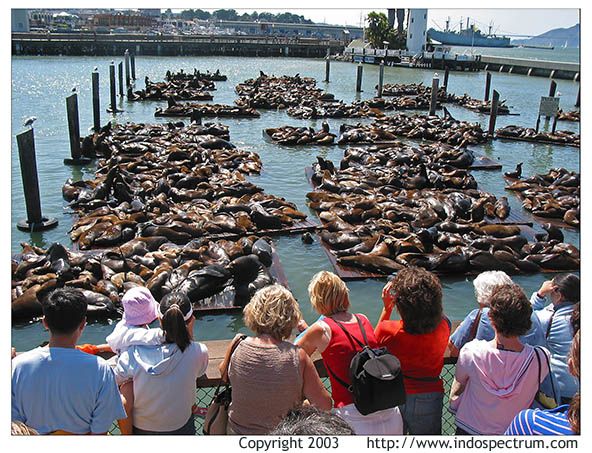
left=222, top=284, right=331, bottom=435
left=296, top=271, right=403, bottom=435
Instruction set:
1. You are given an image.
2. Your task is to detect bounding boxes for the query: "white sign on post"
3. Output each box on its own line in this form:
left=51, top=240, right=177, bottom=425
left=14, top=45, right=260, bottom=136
left=538, top=96, right=560, bottom=117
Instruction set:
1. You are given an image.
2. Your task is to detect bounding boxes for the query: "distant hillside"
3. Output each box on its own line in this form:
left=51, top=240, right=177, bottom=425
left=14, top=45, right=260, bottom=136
left=512, top=24, right=579, bottom=48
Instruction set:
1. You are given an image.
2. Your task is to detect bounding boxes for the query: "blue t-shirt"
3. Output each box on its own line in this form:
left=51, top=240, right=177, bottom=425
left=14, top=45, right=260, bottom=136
left=450, top=307, right=546, bottom=350
left=12, top=347, right=126, bottom=434
left=505, top=405, right=574, bottom=435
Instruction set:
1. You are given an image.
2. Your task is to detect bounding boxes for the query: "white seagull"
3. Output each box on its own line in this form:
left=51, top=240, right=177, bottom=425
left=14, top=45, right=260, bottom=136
left=23, top=116, right=37, bottom=128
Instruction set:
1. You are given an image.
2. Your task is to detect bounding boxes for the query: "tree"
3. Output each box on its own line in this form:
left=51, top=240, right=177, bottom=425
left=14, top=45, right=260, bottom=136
left=366, top=11, right=406, bottom=49
left=213, top=9, right=238, bottom=21
left=366, top=12, right=390, bottom=48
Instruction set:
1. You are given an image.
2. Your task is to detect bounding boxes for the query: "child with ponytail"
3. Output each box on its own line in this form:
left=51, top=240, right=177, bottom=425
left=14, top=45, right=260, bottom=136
left=114, top=292, right=208, bottom=434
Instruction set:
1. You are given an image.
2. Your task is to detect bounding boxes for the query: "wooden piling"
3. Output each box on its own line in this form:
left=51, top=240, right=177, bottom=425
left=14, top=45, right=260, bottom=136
left=356, top=64, right=363, bottom=92
left=130, top=53, right=136, bottom=80
left=549, top=80, right=557, bottom=97
left=190, top=109, right=202, bottom=125
left=92, top=70, right=100, bottom=132
left=118, top=62, right=123, bottom=97
left=484, top=72, right=492, bottom=102
left=124, top=49, right=131, bottom=87
left=429, top=75, right=439, bottom=116
left=377, top=62, right=384, bottom=98
left=551, top=114, right=559, bottom=133
left=108, top=62, right=117, bottom=113
left=575, top=86, right=580, bottom=107
left=443, top=67, right=450, bottom=93
left=324, top=57, right=330, bottom=83
left=64, top=93, right=82, bottom=165
left=488, top=90, right=500, bottom=136
left=16, top=129, right=58, bottom=232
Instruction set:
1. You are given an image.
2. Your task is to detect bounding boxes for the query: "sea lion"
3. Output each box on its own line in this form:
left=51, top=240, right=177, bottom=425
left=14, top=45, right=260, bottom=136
left=337, top=255, right=404, bottom=274
left=504, top=162, right=523, bottom=179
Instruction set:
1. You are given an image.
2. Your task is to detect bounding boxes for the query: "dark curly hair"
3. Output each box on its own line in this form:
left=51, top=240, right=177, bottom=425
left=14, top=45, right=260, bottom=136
left=488, top=284, right=532, bottom=337
left=391, top=267, right=443, bottom=334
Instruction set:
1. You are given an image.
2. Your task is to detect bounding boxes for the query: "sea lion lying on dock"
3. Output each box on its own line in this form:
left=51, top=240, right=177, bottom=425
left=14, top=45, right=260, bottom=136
left=496, top=125, right=580, bottom=147
left=339, top=113, right=488, bottom=147
left=505, top=167, right=580, bottom=228
left=155, top=103, right=260, bottom=118
left=264, top=125, right=336, bottom=145
left=12, top=236, right=279, bottom=323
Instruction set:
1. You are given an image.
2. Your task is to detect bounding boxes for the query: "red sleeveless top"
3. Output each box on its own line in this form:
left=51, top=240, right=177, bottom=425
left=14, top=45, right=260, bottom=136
left=320, top=314, right=378, bottom=408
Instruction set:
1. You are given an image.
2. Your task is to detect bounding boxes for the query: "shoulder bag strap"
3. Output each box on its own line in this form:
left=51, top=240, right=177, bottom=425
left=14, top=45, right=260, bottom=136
left=218, top=334, right=247, bottom=392
left=534, top=346, right=557, bottom=402
left=332, top=316, right=367, bottom=350
left=324, top=362, right=353, bottom=393
left=468, top=309, right=482, bottom=342
left=545, top=309, right=557, bottom=339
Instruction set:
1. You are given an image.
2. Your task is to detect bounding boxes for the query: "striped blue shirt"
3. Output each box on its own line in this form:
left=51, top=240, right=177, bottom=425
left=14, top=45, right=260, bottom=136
left=505, top=405, right=573, bottom=435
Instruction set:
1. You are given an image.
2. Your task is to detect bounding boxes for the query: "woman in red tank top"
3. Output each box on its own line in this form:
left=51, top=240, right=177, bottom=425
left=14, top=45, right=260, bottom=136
left=296, top=271, right=404, bottom=435
left=375, top=267, right=451, bottom=435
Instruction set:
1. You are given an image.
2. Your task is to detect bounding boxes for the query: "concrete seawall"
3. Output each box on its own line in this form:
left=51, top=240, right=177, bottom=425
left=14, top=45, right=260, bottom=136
left=12, top=32, right=343, bottom=58
left=480, top=55, right=580, bottom=81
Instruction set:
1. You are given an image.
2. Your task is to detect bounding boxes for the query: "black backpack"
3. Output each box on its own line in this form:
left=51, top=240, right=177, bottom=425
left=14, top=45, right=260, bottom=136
left=325, top=315, right=406, bottom=415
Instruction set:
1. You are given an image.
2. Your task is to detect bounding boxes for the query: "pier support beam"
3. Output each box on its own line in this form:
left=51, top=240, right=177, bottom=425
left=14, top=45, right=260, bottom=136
left=575, top=86, right=580, bottom=107
left=356, top=64, right=363, bottom=92
left=16, top=129, right=58, bottom=232
left=118, top=62, right=124, bottom=97
left=107, top=62, right=119, bottom=113
left=546, top=80, right=557, bottom=120
left=64, top=93, right=91, bottom=165
left=484, top=72, right=492, bottom=102
left=92, top=70, right=100, bottom=132
left=324, top=57, right=330, bottom=83
left=377, top=61, right=384, bottom=97
left=130, top=53, right=136, bottom=80
left=429, top=74, right=439, bottom=116
left=443, top=68, right=449, bottom=93
left=488, top=90, right=500, bottom=137
left=124, top=49, right=131, bottom=87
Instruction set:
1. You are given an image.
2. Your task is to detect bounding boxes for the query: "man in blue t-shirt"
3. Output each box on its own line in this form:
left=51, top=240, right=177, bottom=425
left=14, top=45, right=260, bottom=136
left=12, top=288, right=126, bottom=434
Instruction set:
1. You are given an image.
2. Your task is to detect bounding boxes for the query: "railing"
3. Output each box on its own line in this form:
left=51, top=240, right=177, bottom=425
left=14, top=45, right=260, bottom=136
left=107, top=336, right=460, bottom=435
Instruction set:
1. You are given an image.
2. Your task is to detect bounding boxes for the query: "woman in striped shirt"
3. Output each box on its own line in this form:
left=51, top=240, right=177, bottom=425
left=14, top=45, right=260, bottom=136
left=506, top=329, right=580, bottom=435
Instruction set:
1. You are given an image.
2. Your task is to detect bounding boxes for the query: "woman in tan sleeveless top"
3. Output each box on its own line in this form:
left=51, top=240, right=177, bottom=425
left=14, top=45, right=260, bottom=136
left=220, top=285, right=332, bottom=435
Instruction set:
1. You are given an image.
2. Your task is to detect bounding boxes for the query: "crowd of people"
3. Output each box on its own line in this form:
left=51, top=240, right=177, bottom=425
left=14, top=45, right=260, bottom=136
left=11, top=268, right=580, bottom=436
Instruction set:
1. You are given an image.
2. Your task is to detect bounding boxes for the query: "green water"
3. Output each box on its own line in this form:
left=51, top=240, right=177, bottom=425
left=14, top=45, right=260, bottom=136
left=11, top=55, right=580, bottom=351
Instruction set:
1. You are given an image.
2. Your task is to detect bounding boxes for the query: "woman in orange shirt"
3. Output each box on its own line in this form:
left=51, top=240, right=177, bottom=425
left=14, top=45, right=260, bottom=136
left=375, top=267, right=451, bottom=435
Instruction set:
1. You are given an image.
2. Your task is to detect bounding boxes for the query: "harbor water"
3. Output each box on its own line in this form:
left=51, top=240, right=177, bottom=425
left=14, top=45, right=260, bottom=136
left=11, top=54, right=580, bottom=351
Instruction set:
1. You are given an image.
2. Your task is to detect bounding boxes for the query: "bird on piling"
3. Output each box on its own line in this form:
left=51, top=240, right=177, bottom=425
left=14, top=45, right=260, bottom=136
left=23, top=117, right=37, bottom=129
left=71, top=86, right=77, bottom=93
left=93, top=66, right=98, bottom=72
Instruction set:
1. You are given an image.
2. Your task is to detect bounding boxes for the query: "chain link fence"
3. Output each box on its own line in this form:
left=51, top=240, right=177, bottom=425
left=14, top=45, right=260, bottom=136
left=109, top=359, right=458, bottom=436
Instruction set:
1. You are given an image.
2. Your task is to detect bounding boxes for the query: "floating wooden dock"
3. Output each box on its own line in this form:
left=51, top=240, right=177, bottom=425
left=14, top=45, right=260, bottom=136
left=503, top=176, right=579, bottom=231
left=495, top=134, right=580, bottom=148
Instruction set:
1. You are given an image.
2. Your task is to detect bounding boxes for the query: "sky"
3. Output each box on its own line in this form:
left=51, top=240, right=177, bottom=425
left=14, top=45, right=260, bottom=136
left=195, top=8, right=579, bottom=37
